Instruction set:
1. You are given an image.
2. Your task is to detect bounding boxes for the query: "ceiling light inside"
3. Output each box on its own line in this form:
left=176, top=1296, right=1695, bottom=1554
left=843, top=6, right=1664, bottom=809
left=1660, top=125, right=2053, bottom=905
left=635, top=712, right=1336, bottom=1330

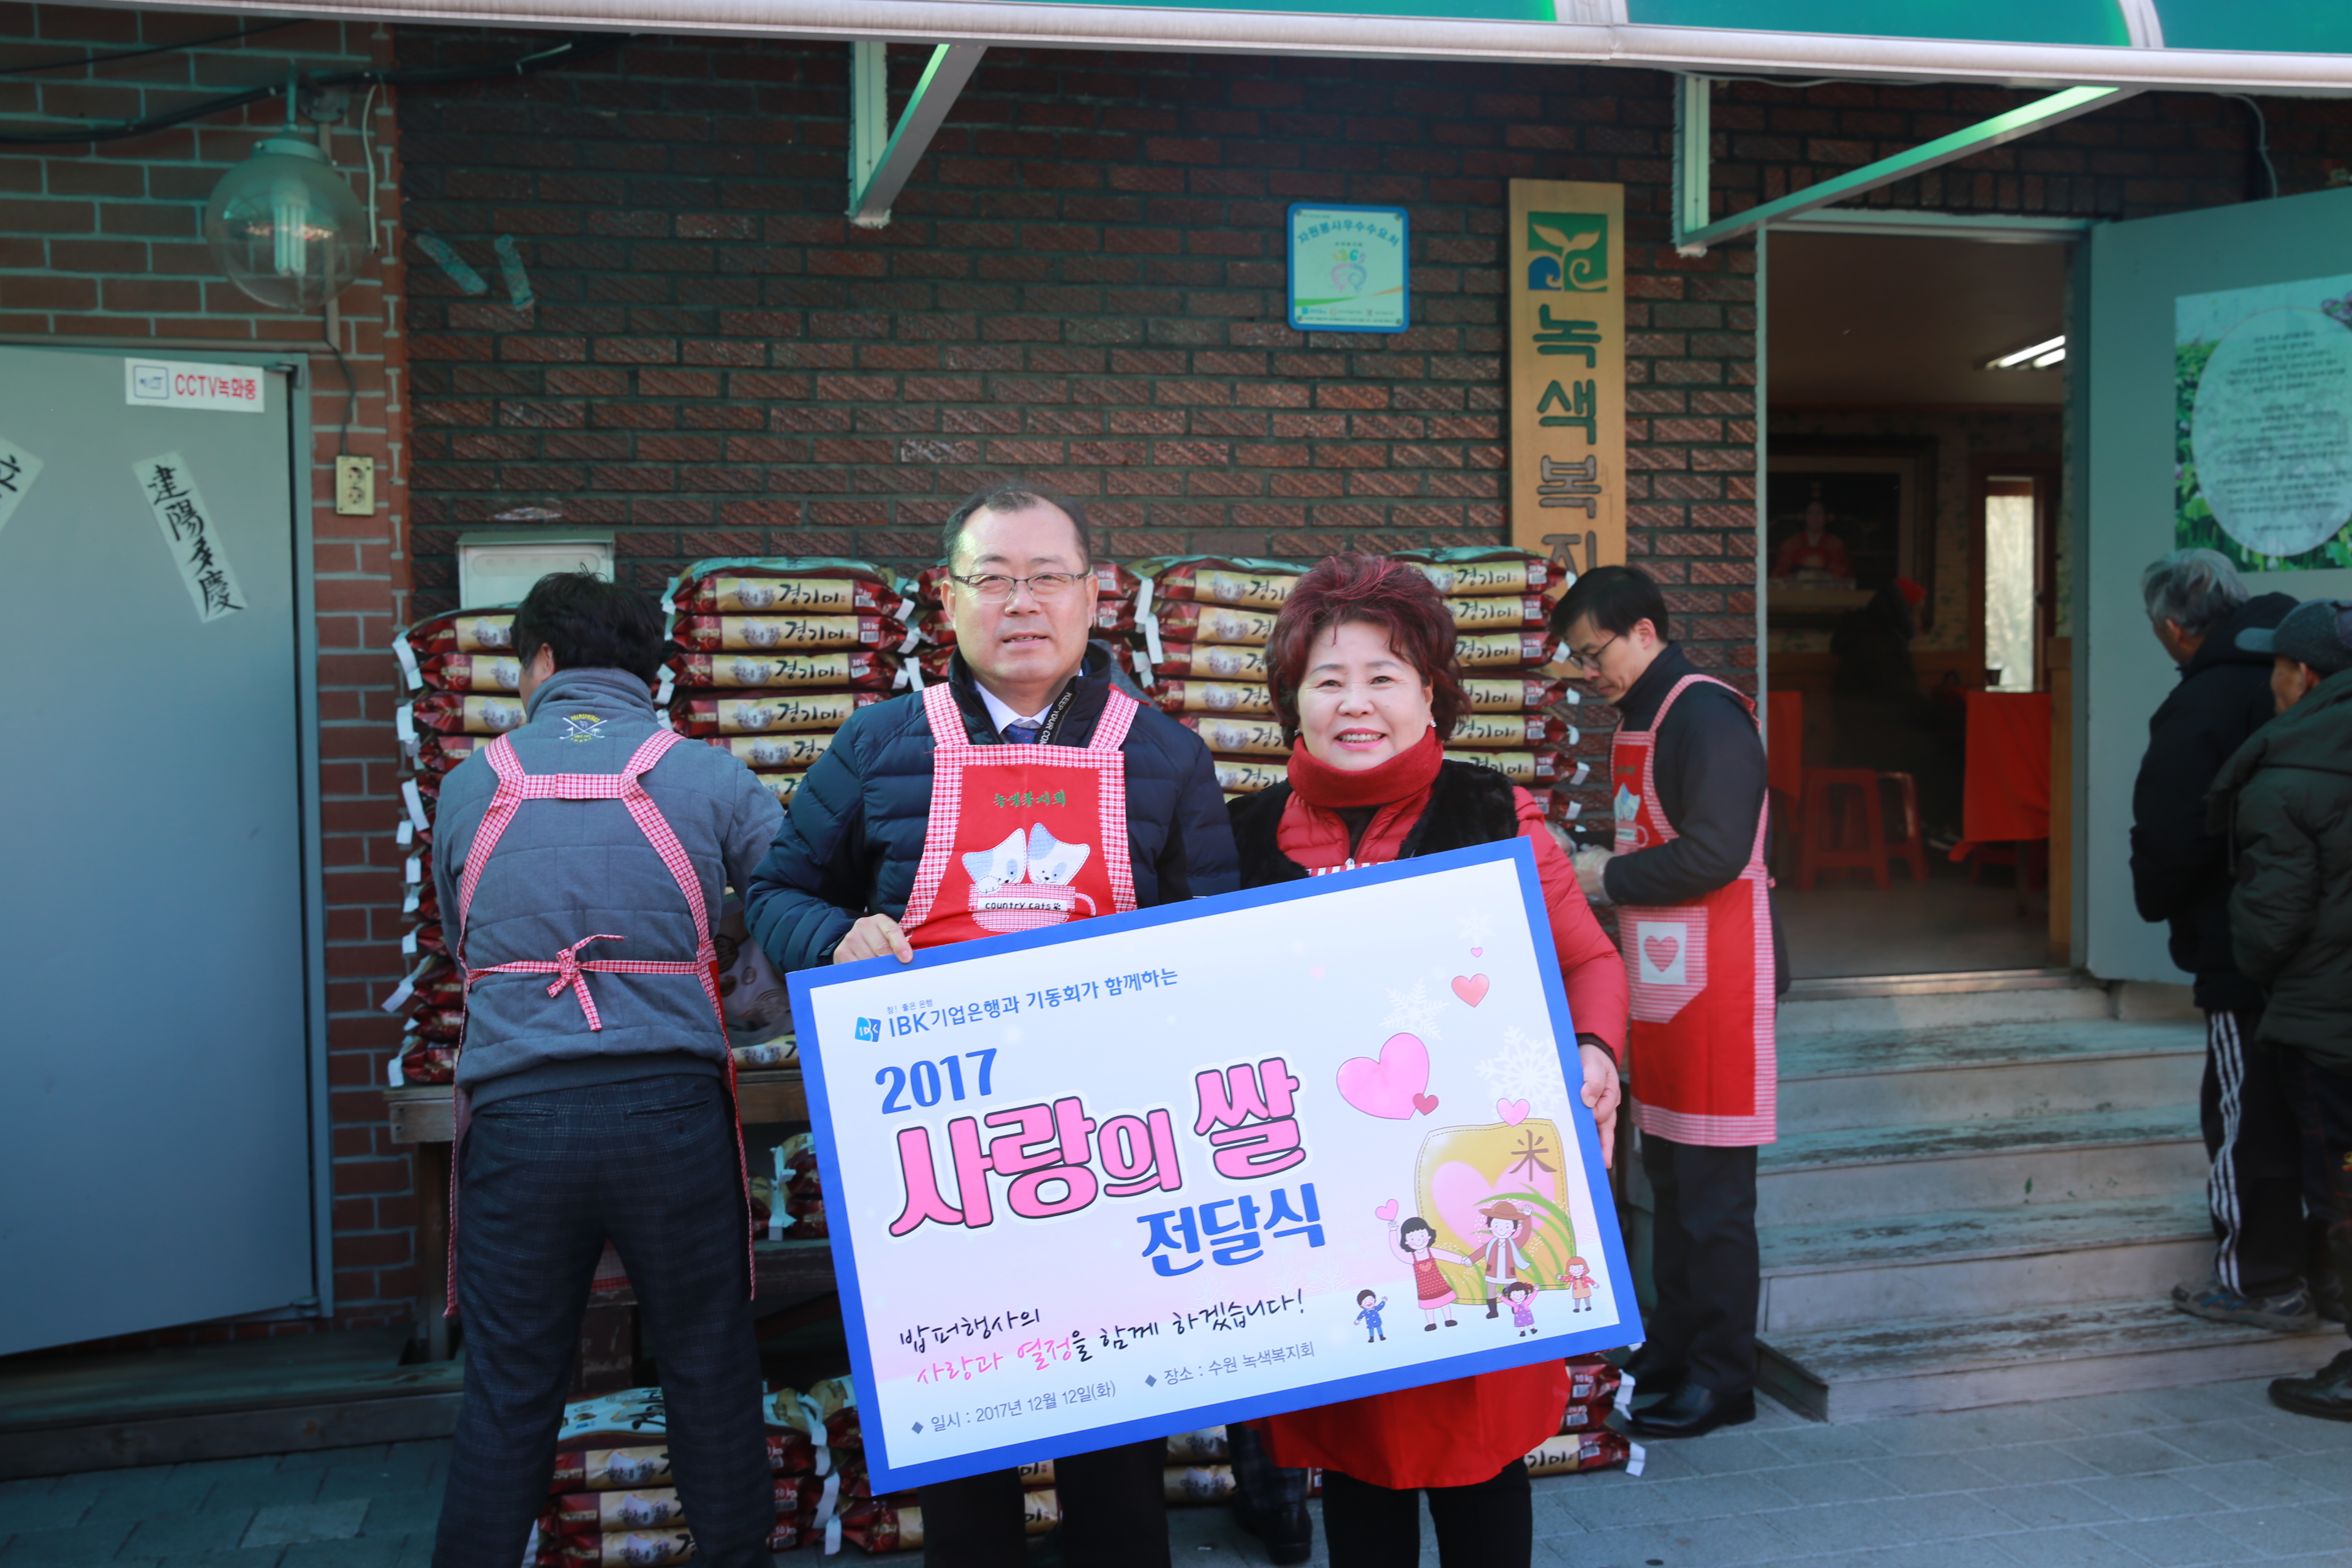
left=1986, top=335, right=2066, bottom=370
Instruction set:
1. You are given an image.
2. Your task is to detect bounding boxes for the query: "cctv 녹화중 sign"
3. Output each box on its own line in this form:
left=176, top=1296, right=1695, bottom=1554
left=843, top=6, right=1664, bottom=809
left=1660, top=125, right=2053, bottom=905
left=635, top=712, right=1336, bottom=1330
left=788, top=838, right=1636, bottom=1493
left=124, top=358, right=266, bottom=414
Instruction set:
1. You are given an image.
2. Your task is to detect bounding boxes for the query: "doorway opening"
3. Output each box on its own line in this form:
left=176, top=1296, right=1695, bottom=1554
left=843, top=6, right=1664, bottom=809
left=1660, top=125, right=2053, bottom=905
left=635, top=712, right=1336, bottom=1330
left=1762, top=227, right=2071, bottom=981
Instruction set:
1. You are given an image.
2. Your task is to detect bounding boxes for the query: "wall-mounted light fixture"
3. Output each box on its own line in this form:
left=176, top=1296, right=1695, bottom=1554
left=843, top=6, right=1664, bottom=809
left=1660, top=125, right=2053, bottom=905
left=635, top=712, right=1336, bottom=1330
left=202, top=70, right=366, bottom=312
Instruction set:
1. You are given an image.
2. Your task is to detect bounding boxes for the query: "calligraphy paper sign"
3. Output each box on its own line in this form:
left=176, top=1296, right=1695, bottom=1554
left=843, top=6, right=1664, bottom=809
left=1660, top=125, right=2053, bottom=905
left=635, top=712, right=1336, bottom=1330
left=789, top=838, right=1637, bottom=1494
left=0, top=434, right=41, bottom=535
left=132, top=453, right=246, bottom=622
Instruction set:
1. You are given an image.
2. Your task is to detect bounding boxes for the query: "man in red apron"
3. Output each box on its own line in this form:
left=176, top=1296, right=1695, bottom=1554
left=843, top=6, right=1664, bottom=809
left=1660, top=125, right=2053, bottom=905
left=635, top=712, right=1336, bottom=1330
left=1550, top=565, right=1782, bottom=1441
left=429, top=575, right=785, bottom=1567
left=744, top=482, right=1238, bottom=1568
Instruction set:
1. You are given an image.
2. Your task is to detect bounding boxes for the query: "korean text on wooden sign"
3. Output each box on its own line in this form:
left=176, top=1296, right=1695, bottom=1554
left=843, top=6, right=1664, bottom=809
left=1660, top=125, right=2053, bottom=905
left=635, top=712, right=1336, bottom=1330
left=1509, top=181, right=1626, bottom=576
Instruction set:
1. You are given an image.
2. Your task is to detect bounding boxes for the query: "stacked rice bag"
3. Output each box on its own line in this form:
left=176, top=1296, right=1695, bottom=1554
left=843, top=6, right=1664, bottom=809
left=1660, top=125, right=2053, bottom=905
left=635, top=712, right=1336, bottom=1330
left=384, top=603, right=524, bottom=1086
left=752, top=1131, right=826, bottom=1242
left=1524, top=1354, right=1644, bottom=1477
left=532, top=1379, right=864, bottom=1559
left=1129, top=556, right=1310, bottom=799
left=907, top=560, right=1144, bottom=688
left=1390, top=548, right=1593, bottom=823
left=660, top=560, right=914, bottom=812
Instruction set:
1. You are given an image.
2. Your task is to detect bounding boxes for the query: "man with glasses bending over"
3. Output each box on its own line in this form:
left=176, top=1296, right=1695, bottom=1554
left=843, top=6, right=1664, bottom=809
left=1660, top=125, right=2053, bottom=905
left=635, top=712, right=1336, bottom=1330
left=745, top=480, right=1237, bottom=1568
left=1549, top=565, right=1784, bottom=1442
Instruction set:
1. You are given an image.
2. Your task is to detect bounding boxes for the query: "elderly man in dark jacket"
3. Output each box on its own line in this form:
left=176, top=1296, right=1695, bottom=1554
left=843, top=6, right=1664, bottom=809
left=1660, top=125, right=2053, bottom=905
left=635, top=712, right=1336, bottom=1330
left=2129, top=550, right=2309, bottom=1328
left=2212, top=598, right=2352, bottom=1419
left=747, top=481, right=1236, bottom=1568
left=429, top=575, right=784, bottom=1568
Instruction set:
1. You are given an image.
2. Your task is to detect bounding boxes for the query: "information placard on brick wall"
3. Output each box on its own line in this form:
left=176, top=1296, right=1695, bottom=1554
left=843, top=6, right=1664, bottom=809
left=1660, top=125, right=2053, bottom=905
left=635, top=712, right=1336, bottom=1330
left=1508, top=182, right=1625, bottom=576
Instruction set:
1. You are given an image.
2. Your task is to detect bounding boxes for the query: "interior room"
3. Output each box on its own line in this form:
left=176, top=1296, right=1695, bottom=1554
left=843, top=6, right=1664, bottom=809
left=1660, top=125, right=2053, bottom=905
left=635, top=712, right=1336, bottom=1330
left=1765, top=227, right=2070, bottom=981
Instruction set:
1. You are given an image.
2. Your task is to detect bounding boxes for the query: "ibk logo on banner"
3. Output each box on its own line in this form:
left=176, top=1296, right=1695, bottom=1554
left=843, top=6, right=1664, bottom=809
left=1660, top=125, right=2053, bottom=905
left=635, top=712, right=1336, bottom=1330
left=124, top=358, right=266, bottom=414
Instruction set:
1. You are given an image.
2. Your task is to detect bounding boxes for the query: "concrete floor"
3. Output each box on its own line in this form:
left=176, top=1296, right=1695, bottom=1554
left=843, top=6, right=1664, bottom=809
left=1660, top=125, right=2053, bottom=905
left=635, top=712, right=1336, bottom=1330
left=6, top=1374, right=2351, bottom=1566
left=1779, top=875, right=2050, bottom=979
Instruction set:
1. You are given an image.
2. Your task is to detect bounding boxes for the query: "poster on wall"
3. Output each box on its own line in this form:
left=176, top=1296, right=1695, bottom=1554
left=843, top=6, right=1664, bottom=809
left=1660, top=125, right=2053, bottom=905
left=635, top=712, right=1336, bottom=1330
left=787, top=840, right=1635, bottom=1493
left=1287, top=204, right=1409, bottom=333
left=2176, top=272, right=2352, bottom=570
left=1508, top=181, right=1626, bottom=576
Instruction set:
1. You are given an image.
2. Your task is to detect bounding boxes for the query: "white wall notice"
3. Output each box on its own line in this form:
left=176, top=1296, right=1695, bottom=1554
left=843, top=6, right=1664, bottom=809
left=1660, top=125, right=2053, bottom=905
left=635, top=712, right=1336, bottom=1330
left=124, top=358, right=266, bottom=414
left=0, top=435, right=42, bottom=535
left=133, top=453, right=246, bottom=622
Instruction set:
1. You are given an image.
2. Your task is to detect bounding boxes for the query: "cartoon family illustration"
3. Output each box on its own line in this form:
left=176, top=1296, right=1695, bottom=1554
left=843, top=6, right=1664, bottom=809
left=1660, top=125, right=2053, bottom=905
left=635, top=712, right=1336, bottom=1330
left=1377, top=1201, right=1593, bottom=1338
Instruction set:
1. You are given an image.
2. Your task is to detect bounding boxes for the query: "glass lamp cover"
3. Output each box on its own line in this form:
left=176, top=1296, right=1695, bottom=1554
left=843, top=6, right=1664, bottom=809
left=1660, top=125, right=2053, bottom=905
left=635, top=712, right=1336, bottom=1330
left=204, top=136, right=367, bottom=312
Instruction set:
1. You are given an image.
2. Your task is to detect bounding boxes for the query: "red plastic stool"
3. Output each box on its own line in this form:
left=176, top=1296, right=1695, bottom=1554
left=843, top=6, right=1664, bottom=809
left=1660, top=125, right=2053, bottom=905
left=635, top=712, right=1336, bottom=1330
left=1878, top=771, right=1930, bottom=883
left=1796, top=768, right=1889, bottom=891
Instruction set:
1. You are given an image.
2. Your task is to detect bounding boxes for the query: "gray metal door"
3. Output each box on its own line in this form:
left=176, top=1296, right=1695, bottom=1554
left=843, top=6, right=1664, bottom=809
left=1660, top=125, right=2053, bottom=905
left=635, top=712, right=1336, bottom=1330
left=0, top=344, right=322, bottom=1354
left=2081, top=188, right=2352, bottom=984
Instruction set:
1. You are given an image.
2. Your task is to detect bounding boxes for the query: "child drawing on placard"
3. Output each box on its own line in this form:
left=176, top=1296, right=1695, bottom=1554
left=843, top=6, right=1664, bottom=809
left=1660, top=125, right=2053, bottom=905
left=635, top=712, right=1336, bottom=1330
left=1389, top=1214, right=1472, bottom=1330
left=1565, top=1256, right=1596, bottom=1313
left=1503, top=1280, right=1537, bottom=1337
left=1355, top=1289, right=1389, bottom=1343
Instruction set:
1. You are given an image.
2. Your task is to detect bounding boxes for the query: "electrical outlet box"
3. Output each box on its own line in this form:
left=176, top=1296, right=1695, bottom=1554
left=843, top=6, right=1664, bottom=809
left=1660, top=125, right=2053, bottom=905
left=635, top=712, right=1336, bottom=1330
left=334, top=455, right=375, bottom=516
left=458, top=531, right=615, bottom=607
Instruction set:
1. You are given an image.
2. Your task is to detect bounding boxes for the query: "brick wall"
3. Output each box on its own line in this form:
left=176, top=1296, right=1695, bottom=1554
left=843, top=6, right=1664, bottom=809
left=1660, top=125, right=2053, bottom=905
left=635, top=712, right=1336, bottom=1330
left=0, top=5, right=418, bottom=1343
left=390, top=36, right=1762, bottom=704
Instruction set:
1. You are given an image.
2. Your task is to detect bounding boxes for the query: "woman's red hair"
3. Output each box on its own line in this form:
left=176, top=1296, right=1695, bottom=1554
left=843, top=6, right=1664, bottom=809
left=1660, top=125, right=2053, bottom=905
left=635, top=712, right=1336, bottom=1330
left=1267, top=554, right=1467, bottom=741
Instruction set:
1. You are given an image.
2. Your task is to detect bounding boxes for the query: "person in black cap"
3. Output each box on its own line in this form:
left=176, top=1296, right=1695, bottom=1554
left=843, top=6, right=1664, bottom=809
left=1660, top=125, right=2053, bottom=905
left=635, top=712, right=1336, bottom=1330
left=2130, top=551, right=2311, bottom=1330
left=2209, top=598, right=2352, bottom=1419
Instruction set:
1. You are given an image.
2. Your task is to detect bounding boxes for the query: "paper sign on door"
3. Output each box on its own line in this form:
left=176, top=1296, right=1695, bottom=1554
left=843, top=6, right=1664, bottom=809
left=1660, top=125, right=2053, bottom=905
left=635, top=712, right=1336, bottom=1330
left=132, top=453, right=246, bottom=622
left=0, top=435, right=41, bottom=535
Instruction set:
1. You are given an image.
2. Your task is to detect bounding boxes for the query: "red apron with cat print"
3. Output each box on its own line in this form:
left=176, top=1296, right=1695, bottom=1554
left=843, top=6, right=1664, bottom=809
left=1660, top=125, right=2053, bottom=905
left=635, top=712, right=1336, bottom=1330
left=1610, top=673, right=1776, bottom=1148
left=900, top=682, right=1140, bottom=948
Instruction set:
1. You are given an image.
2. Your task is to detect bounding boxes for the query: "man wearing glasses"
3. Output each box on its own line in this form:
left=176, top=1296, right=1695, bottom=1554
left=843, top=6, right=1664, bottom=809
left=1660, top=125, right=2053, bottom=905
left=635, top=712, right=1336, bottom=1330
left=1548, top=565, right=1783, bottom=1443
left=745, top=480, right=1235, bottom=1568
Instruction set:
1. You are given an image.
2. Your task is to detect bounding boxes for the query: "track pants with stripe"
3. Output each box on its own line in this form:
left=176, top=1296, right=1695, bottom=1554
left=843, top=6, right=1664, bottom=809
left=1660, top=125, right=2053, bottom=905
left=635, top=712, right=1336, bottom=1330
left=2201, top=1008, right=2306, bottom=1298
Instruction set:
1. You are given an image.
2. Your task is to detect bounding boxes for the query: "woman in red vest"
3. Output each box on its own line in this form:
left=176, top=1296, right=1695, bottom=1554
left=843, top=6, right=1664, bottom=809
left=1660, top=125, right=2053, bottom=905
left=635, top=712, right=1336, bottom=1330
left=1224, top=554, right=1628, bottom=1568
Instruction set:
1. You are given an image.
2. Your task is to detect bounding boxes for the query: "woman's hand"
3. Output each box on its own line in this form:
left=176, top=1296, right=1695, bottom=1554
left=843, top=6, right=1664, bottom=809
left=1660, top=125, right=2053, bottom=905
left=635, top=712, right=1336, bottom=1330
left=1578, top=1042, right=1621, bottom=1168
left=833, top=913, right=913, bottom=964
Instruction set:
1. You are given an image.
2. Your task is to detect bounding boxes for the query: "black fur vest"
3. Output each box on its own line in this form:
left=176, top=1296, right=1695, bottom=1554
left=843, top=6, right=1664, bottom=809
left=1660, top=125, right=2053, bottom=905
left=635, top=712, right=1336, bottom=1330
left=1227, top=759, right=1523, bottom=886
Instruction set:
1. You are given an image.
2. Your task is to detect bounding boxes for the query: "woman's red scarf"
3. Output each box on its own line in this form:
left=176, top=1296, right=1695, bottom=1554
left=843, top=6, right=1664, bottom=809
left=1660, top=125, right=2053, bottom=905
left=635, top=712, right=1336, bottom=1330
left=1279, top=727, right=1444, bottom=867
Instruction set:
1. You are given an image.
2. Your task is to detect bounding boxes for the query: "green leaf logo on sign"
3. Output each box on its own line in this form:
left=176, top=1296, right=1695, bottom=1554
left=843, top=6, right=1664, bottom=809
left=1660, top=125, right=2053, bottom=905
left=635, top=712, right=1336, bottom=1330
left=1526, top=214, right=1607, bottom=293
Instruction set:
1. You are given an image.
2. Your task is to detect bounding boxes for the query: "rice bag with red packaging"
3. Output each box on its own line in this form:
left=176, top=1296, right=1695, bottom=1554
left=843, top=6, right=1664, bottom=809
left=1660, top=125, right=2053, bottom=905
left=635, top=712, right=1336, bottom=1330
left=407, top=1002, right=464, bottom=1044
left=1443, top=594, right=1550, bottom=631
left=1460, top=676, right=1573, bottom=712
left=1152, top=681, right=1273, bottom=717
left=1566, top=1353, right=1624, bottom=1406
left=1152, top=644, right=1269, bottom=682
left=1136, top=557, right=1301, bottom=609
left=665, top=693, right=878, bottom=737
left=1442, top=748, right=1568, bottom=786
left=420, top=652, right=525, bottom=693
left=1453, top=631, right=1554, bottom=669
left=1146, top=602, right=1280, bottom=647
left=409, top=692, right=527, bottom=735
left=665, top=650, right=900, bottom=692
left=667, top=570, right=903, bottom=619
left=671, top=614, right=907, bottom=654
left=1213, top=759, right=1284, bottom=796
left=396, top=1044, right=456, bottom=1085
left=1394, top=551, right=1569, bottom=598
left=1446, top=712, right=1575, bottom=750
left=415, top=733, right=487, bottom=774
left=749, top=772, right=804, bottom=809
left=407, top=609, right=519, bottom=658
left=1178, top=716, right=1287, bottom=758
left=1523, top=1430, right=1638, bottom=1476
left=709, top=733, right=832, bottom=771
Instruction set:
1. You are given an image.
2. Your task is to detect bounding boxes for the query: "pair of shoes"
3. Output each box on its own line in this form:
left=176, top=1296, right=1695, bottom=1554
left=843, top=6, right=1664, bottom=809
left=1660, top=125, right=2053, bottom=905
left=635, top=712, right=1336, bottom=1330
left=1231, top=1499, right=1314, bottom=1565
left=2172, top=1270, right=2318, bottom=1331
left=1624, top=1382, right=1755, bottom=1440
left=2270, top=1349, right=2352, bottom=1420
left=1619, top=1348, right=1686, bottom=1401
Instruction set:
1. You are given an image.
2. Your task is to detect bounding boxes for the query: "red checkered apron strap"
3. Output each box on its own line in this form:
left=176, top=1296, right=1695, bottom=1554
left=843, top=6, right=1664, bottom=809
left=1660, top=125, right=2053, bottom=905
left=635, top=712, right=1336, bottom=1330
left=453, top=734, right=532, bottom=971
left=902, top=683, right=982, bottom=931
left=1089, top=689, right=1141, bottom=916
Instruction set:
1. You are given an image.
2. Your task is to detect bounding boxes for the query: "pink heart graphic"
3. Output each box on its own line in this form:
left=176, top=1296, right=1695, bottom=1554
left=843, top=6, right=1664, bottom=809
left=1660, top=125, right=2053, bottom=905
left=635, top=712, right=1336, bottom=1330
left=1642, top=935, right=1679, bottom=973
left=1335, top=1033, right=1431, bottom=1121
left=1452, top=973, right=1491, bottom=1008
left=1497, top=1098, right=1531, bottom=1126
left=1471, top=947, right=1483, bottom=957
left=1412, top=1092, right=1441, bottom=1116
left=1374, top=1199, right=1400, bottom=1222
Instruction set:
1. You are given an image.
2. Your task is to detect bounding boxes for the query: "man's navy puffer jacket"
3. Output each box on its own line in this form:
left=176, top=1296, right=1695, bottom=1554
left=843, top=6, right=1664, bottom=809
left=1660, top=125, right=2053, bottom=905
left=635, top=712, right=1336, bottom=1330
left=745, top=644, right=1240, bottom=972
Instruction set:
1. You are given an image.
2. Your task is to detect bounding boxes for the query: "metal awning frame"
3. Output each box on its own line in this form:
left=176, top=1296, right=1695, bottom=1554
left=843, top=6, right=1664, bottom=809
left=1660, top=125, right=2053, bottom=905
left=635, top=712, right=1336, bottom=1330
left=848, top=39, right=988, bottom=228
left=1672, top=76, right=2141, bottom=255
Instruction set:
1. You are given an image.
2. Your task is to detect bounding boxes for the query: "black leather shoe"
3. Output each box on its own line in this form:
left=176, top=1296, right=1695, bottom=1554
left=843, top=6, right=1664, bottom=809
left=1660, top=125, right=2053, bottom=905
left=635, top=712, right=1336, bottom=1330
left=2271, top=1349, right=2352, bottom=1420
left=1619, top=1349, right=1686, bottom=1400
left=1232, top=1499, right=1313, bottom=1565
left=1624, top=1381, right=1755, bottom=1439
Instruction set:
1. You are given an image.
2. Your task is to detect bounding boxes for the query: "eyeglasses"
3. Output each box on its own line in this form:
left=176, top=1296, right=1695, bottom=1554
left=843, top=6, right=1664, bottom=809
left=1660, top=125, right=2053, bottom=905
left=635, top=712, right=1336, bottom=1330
left=951, top=571, right=1088, bottom=605
left=1566, top=632, right=1621, bottom=673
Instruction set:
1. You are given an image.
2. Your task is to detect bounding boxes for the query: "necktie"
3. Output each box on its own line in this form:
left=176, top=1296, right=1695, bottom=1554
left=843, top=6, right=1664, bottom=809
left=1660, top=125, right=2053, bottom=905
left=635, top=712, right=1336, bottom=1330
left=1003, top=719, right=1043, bottom=745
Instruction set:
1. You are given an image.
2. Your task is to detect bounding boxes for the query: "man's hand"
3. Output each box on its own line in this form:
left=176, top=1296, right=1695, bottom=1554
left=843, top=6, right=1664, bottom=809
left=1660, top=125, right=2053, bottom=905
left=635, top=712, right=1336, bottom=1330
left=833, top=913, right=914, bottom=964
left=1578, top=1041, right=1621, bottom=1169
left=1572, top=845, right=1616, bottom=904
